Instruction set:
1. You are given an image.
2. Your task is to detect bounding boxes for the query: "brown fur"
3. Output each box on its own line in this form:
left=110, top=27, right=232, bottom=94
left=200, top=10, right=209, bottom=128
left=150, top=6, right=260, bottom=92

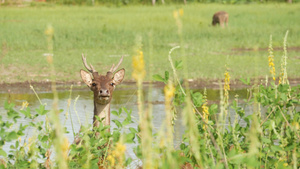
left=212, top=11, right=229, bottom=28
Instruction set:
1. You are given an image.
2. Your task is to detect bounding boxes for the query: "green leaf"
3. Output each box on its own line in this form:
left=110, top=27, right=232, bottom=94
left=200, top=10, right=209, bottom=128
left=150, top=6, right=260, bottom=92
left=175, top=60, right=183, bottom=70
left=112, top=131, right=120, bottom=142
left=111, top=110, right=119, bottom=117
left=124, top=133, right=135, bottom=143
left=262, top=137, right=271, bottom=144
left=152, top=74, right=165, bottom=83
left=20, top=107, right=31, bottom=118
left=7, top=131, right=18, bottom=141
left=245, top=156, right=259, bottom=167
left=0, top=149, right=7, bottom=157
left=19, top=124, right=28, bottom=131
left=0, top=141, right=4, bottom=147
left=271, top=145, right=283, bottom=152
left=112, top=120, right=122, bottom=128
left=240, top=77, right=250, bottom=85
left=191, top=91, right=203, bottom=107
left=180, top=143, right=186, bottom=150
left=15, top=140, right=19, bottom=148
left=7, top=110, right=20, bottom=120
left=29, top=122, right=36, bottom=127
left=122, top=119, right=132, bottom=126
left=230, top=153, right=245, bottom=165
left=41, top=136, right=49, bottom=142
left=129, top=127, right=138, bottom=134
left=35, top=105, right=49, bottom=115
left=94, top=116, right=103, bottom=123
left=118, top=108, right=122, bottom=116
left=165, top=71, right=169, bottom=81
left=4, top=100, right=15, bottom=111
left=5, top=121, right=13, bottom=128
left=10, top=144, right=15, bottom=149
left=123, top=112, right=133, bottom=126
left=125, top=157, right=133, bottom=166
left=209, top=104, right=218, bottom=115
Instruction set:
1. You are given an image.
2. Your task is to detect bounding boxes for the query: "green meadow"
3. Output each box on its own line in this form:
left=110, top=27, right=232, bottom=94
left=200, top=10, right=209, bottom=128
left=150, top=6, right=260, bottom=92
left=0, top=4, right=300, bottom=83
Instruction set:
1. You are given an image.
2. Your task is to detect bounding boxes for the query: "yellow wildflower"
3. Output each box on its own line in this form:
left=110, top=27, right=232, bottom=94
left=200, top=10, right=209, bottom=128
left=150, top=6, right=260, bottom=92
left=173, top=8, right=184, bottom=19
left=107, top=155, right=115, bottom=166
left=202, top=104, right=209, bottom=129
left=25, top=137, right=34, bottom=151
left=159, top=137, right=165, bottom=149
left=173, top=9, right=183, bottom=35
left=61, top=137, right=69, bottom=160
left=164, top=81, right=176, bottom=147
left=21, top=101, right=29, bottom=110
left=268, top=35, right=276, bottom=81
left=44, top=25, right=54, bottom=36
left=224, top=68, right=230, bottom=107
left=291, top=122, right=299, bottom=130
left=114, top=143, right=126, bottom=157
left=224, top=71, right=230, bottom=91
left=173, top=10, right=178, bottom=19
left=179, top=8, right=184, bottom=16
left=46, top=54, right=53, bottom=64
left=106, top=142, right=126, bottom=167
left=132, top=50, right=146, bottom=82
left=164, top=81, right=175, bottom=104
left=202, top=88, right=209, bottom=130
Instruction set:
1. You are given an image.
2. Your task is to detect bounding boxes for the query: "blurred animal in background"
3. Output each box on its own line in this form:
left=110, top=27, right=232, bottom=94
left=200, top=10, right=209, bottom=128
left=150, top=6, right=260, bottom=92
left=212, top=11, right=229, bottom=28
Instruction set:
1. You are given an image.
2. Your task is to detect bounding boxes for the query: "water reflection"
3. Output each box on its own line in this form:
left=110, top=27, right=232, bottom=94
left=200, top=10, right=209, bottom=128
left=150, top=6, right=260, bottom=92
left=0, top=83, right=248, bottom=160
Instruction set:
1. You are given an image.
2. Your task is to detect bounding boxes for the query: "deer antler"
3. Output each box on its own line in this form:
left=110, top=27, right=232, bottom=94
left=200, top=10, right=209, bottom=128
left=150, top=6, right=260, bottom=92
left=82, top=53, right=96, bottom=73
left=109, top=55, right=124, bottom=73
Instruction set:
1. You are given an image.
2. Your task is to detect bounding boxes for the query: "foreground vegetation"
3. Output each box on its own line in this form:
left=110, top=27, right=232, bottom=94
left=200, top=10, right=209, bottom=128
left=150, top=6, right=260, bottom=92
left=1, top=4, right=300, bottom=83
left=0, top=30, right=299, bottom=168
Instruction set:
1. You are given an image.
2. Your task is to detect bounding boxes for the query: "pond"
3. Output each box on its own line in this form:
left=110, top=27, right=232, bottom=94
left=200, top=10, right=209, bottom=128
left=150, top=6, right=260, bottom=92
left=0, top=82, right=249, bottom=164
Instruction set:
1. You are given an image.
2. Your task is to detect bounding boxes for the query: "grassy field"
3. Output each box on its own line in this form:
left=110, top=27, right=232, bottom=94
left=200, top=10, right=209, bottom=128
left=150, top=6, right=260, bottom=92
left=1, top=4, right=300, bottom=168
left=0, top=4, right=300, bottom=83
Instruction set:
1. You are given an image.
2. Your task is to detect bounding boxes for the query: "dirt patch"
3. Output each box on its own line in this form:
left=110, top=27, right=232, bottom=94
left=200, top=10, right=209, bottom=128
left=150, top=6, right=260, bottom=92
left=1, top=77, right=300, bottom=94
left=232, top=46, right=300, bottom=52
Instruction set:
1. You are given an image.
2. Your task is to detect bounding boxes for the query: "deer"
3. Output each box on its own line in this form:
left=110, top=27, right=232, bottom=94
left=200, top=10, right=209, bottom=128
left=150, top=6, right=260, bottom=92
left=80, top=54, right=125, bottom=135
left=212, top=11, right=229, bottom=28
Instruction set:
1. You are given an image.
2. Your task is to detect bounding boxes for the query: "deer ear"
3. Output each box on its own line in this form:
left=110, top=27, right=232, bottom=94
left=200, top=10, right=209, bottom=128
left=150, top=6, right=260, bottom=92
left=113, top=68, right=125, bottom=85
left=80, top=69, right=93, bottom=87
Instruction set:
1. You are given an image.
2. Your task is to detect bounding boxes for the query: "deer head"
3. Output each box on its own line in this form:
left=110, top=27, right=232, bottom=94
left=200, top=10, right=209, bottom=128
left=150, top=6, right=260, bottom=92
left=80, top=54, right=125, bottom=105
left=80, top=54, right=125, bottom=128
left=212, top=11, right=229, bottom=28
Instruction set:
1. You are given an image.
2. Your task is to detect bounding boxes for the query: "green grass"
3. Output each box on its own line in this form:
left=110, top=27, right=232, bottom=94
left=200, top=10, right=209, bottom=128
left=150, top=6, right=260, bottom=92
left=0, top=4, right=300, bottom=83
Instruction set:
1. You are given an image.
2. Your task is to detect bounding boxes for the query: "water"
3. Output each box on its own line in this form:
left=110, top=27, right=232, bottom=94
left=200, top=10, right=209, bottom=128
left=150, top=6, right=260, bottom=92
left=0, top=83, right=248, bottom=164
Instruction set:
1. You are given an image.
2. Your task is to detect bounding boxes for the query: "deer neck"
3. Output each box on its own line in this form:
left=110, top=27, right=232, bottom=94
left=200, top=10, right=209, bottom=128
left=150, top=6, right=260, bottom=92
left=93, top=101, right=111, bottom=127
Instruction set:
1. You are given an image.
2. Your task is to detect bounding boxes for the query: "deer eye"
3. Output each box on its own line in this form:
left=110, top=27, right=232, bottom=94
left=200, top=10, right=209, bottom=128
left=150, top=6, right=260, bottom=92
left=110, top=82, right=115, bottom=86
left=92, top=83, right=96, bottom=87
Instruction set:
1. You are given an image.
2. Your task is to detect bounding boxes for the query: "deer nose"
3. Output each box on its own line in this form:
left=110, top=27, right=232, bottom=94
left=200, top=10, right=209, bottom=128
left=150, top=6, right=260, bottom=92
left=99, top=89, right=109, bottom=95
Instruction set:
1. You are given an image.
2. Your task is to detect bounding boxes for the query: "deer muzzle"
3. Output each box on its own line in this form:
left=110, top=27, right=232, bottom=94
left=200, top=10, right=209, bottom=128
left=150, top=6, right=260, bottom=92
left=98, top=89, right=110, bottom=100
